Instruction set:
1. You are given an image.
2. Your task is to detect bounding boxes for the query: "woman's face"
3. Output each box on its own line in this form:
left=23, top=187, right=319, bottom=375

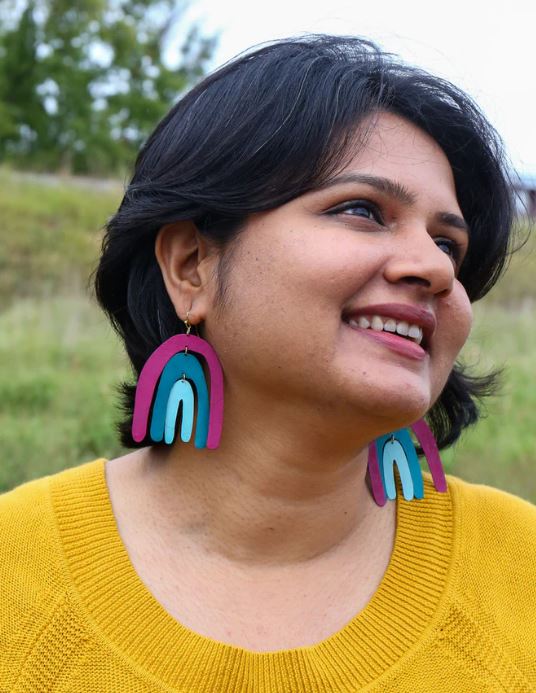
left=205, top=111, right=473, bottom=436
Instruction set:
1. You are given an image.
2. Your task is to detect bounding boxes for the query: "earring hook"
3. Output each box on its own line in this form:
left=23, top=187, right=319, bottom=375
left=183, top=310, right=192, bottom=355
left=184, top=311, right=192, bottom=335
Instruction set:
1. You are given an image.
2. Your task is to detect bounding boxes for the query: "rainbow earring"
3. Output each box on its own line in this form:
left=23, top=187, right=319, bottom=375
left=367, top=419, right=447, bottom=506
left=131, top=312, right=224, bottom=449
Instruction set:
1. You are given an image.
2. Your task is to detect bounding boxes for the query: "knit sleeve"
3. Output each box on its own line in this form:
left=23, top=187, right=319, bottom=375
left=447, top=475, right=536, bottom=678
left=0, top=474, right=71, bottom=684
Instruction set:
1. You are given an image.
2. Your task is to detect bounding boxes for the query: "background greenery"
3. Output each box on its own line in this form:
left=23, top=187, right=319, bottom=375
left=0, top=165, right=534, bottom=502
left=0, top=0, right=216, bottom=175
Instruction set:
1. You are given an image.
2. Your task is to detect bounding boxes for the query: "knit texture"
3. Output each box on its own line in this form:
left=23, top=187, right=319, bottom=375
left=0, top=457, right=535, bottom=692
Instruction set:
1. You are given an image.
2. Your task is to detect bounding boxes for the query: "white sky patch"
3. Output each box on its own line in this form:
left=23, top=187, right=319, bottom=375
left=167, top=0, right=536, bottom=174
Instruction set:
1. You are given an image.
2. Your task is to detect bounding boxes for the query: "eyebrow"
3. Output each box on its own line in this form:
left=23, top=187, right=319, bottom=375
left=317, top=173, right=470, bottom=235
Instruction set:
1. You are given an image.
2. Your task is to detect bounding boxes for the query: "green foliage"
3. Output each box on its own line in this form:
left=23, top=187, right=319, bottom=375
left=0, top=0, right=217, bottom=175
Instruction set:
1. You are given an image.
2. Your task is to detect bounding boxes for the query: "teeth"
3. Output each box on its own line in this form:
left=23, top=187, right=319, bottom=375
left=408, top=325, right=423, bottom=342
left=371, top=316, right=384, bottom=331
left=395, top=320, right=409, bottom=337
left=346, top=314, right=424, bottom=346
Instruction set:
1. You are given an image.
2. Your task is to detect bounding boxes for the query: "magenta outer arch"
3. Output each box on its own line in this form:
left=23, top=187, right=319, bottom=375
left=367, top=442, right=387, bottom=506
left=132, top=334, right=224, bottom=448
left=411, top=419, right=447, bottom=492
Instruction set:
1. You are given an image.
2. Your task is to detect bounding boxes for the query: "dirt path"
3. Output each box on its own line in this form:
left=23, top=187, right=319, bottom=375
left=7, top=168, right=125, bottom=192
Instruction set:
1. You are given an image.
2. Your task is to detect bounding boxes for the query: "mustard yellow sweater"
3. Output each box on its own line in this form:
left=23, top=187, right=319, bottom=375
left=0, top=458, right=535, bottom=692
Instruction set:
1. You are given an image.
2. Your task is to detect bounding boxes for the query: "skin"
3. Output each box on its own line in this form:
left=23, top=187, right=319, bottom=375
left=105, top=111, right=473, bottom=650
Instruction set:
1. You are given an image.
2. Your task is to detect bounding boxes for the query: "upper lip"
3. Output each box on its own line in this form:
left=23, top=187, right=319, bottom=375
left=343, top=303, right=437, bottom=349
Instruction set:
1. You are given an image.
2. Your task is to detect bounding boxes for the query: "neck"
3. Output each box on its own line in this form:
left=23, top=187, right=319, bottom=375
left=132, top=397, right=394, bottom=568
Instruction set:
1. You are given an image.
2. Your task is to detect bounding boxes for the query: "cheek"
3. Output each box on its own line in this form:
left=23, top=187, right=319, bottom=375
left=433, top=280, right=472, bottom=381
left=208, top=234, right=301, bottom=364
left=426, top=283, right=472, bottom=405
left=207, top=224, right=369, bottom=389
left=445, top=281, right=473, bottom=352
left=228, top=221, right=375, bottom=318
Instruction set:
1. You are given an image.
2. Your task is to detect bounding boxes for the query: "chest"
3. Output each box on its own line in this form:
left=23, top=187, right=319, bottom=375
left=121, top=531, right=392, bottom=652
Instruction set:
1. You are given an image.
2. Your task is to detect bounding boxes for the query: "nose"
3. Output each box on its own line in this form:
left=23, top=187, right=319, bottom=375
left=383, top=227, right=455, bottom=297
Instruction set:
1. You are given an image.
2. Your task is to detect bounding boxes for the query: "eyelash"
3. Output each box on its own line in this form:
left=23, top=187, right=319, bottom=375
left=327, top=199, right=464, bottom=264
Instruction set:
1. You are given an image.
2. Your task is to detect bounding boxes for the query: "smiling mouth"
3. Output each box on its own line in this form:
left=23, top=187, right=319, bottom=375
left=342, top=314, right=428, bottom=347
left=342, top=316, right=429, bottom=360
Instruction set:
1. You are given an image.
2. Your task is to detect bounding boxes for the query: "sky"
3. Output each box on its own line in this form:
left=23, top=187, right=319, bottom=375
left=170, top=0, right=536, bottom=175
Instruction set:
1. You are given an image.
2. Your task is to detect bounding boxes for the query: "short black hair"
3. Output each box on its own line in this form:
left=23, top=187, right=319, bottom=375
left=93, top=34, right=515, bottom=450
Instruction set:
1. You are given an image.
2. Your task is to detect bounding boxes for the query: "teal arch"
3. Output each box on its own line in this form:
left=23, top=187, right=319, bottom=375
left=150, top=352, right=209, bottom=448
left=165, top=379, right=195, bottom=444
left=396, top=427, right=424, bottom=499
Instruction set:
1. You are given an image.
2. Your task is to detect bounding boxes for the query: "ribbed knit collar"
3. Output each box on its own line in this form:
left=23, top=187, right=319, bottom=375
left=50, top=458, right=455, bottom=692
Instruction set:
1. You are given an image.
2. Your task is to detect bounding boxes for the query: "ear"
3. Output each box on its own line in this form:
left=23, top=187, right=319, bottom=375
left=154, top=221, right=216, bottom=323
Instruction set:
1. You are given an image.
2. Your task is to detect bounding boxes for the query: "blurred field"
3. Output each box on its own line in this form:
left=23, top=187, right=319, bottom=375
left=0, top=165, right=535, bottom=501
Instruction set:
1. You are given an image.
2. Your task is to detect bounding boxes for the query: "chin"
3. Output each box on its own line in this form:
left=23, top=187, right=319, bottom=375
left=328, top=364, right=436, bottom=425
left=356, top=389, right=432, bottom=428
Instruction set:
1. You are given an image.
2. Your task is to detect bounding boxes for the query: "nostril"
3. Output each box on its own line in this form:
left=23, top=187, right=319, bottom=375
left=402, top=276, right=432, bottom=288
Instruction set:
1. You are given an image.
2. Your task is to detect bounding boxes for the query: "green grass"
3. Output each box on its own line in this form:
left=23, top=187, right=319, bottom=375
left=0, top=166, right=535, bottom=502
left=442, top=301, right=536, bottom=501
left=0, top=165, right=123, bottom=305
left=0, top=294, right=130, bottom=492
left=0, top=165, right=128, bottom=491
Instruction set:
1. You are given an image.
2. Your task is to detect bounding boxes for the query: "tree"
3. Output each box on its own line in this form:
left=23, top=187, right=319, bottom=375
left=0, top=0, right=217, bottom=175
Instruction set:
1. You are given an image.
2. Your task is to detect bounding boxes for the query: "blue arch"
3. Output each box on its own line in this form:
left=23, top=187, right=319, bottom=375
left=165, top=379, right=195, bottom=444
left=150, top=352, right=209, bottom=448
left=380, top=439, right=414, bottom=500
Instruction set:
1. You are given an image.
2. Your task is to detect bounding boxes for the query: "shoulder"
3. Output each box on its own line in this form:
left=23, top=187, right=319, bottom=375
left=445, top=472, right=536, bottom=549
left=0, top=469, right=70, bottom=664
left=0, top=459, right=108, bottom=547
left=0, top=469, right=69, bottom=592
left=444, top=473, right=536, bottom=645
left=0, top=462, right=109, bottom=679
left=0, top=460, right=104, bottom=613
left=0, top=469, right=55, bottom=542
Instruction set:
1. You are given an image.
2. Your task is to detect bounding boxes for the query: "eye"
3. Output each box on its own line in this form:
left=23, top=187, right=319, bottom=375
left=327, top=199, right=384, bottom=224
left=435, top=237, right=464, bottom=264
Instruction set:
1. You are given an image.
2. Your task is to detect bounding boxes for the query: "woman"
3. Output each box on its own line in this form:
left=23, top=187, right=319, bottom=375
left=1, top=35, right=535, bottom=692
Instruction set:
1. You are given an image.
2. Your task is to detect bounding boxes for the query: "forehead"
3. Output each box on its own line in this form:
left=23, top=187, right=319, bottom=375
left=341, top=111, right=459, bottom=204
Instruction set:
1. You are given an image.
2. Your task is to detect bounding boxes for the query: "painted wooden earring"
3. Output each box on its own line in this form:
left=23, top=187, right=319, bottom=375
left=367, top=418, right=447, bottom=506
left=131, top=313, right=224, bottom=449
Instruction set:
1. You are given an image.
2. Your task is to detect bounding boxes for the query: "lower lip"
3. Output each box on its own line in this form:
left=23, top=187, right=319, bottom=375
left=344, top=323, right=428, bottom=361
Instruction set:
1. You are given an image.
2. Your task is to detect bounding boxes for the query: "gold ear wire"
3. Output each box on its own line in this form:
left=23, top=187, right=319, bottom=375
left=184, top=311, right=192, bottom=335
left=184, top=311, right=192, bottom=355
